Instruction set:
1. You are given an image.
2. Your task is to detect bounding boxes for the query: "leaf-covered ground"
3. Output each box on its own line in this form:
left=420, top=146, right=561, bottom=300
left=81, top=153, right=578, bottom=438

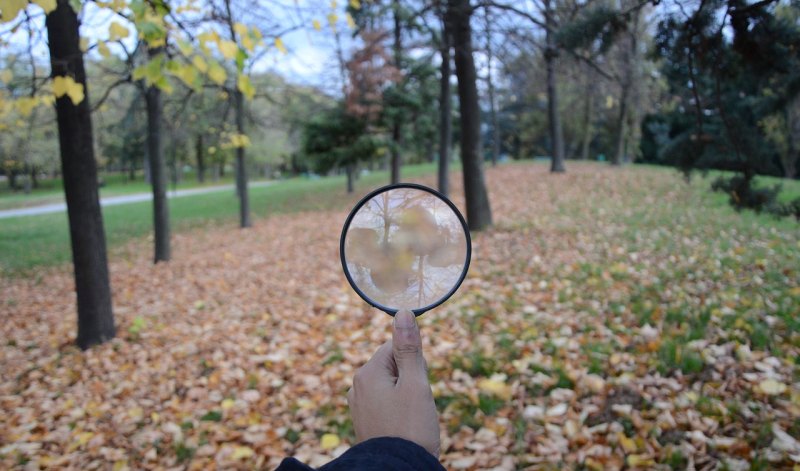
left=1, top=162, right=799, bottom=470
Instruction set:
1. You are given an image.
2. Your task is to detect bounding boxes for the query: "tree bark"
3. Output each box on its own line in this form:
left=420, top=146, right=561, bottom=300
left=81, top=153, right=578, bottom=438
left=196, top=134, right=205, bottom=183
left=448, top=0, right=493, bottom=230
left=233, top=89, right=251, bottom=227
left=438, top=11, right=452, bottom=197
left=485, top=10, right=500, bottom=167
left=545, top=0, right=565, bottom=173
left=46, top=0, right=115, bottom=350
left=580, top=65, right=594, bottom=161
left=145, top=46, right=171, bottom=263
left=346, top=164, right=355, bottom=193
left=390, top=0, right=403, bottom=185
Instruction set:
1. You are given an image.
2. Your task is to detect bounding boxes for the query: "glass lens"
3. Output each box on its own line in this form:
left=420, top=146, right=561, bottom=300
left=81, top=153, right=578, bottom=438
left=343, top=187, right=469, bottom=312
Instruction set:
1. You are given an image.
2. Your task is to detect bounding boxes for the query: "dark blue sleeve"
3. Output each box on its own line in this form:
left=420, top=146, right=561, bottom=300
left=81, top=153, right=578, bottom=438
left=275, top=437, right=445, bottom=471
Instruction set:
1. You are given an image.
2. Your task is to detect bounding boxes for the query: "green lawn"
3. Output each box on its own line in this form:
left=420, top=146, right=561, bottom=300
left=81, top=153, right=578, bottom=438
left=0, top=171, right=251, bottom=211
left=2, top=160, right=797, bottom=275
left=0, top=163, right=447, bottom=273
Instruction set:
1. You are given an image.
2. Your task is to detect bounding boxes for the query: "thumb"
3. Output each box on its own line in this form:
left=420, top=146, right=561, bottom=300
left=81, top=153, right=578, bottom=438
left=392, top=310, right=426, bottom=382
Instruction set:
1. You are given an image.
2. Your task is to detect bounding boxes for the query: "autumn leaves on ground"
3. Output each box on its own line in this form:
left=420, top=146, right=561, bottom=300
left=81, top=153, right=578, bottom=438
left=2, top=162, right=799, bottom=470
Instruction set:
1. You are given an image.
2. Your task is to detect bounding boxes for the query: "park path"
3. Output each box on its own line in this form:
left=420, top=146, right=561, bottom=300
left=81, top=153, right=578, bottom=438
left=0, top=181, right=273, bottom=220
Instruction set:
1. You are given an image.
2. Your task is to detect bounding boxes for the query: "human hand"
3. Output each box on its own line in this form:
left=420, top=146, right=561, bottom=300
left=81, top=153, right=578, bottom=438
left=347, top=310, right=440, bottom=456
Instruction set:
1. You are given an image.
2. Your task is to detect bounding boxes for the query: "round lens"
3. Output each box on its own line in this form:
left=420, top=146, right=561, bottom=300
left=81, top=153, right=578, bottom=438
left=340, top=184, right=471, bottom=315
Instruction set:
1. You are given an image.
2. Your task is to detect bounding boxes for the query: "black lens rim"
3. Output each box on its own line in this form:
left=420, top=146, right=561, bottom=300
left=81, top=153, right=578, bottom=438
left=339, top=183, right=472, bottom=317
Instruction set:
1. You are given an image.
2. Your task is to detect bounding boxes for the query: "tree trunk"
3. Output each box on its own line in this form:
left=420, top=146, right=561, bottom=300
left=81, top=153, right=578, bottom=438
left=438, top=14, right=452, bottom=197
left=46, top=0, right=115, bottom=350
left=196, top=134, right=205, bottom=183
left=580, top=65, right=594, bottom=161
left=612, top=86, right=629, bottom=166
left=145, top=46, right=171, bottom=263
left=545, top=0, right=565, bottom=173
left=448, top=0, right=493, bottom=230
left=31, top=167, right=38, bottom=189
left=233, top=89, right=251, bottom=228
left=390, top=0, right=403, bottom=185
left=346, top=164, right=355, bottom=193
left=485, top=10, right=499, bottom=167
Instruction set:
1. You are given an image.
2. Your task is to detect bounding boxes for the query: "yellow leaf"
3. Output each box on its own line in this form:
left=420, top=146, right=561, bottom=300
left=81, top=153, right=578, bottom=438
left=312, top=19, right=322, bottom=31
left=0, top=69, right=11, bottom=84
left=327, top=13, right=338, bottom=28
left=108, top=21, right=129, bottom=41
left=98, top=42, right=111, bottom=58
left=605, top=95, right=614, bottom=109
left=477, top=374, right=512, bottom=401
left=757, top=378, right=787, bottom=396
left=75, top=431, right=94, bottom=446
left=231, top=446, right=254, bottom=460
left=626, top=454, right=655, bottom=468
left=79, top=37, right=89, bottom=52
left=15, top=96, right=39, bottom=117
left=0, top=0, right=27, bottom=23
left=237, top=75, right=255, bottom=100
left=176, top=39, right=193, bottom=56
left=346, top=13, right=355, bottom=29
left=275, top=37, right=287, bottom=54
left=241, top=34, right=255, bottom=52
left=32, top=0, right=56, bottom=13
left=349, top=0, right=360, bottom=8
left=52, top=75, right=84, bottom=105
left=221, top=398, right=235, bottom=410
left=218, top=40, right=238, bottom=59
left=207, top=60, right=227, bottom=85
left=170, top=63, right=198, bottom=89
left=112, top=460, right=128, bottom=471
left=618, top=433, right=637, bottom=453
left=233, top=22, right=248, bottom=37
left=192, top=55, right=208, bottom=73
left=320, top=433, right=340, bottom=450
left=330, top=0, right=337, bottom=8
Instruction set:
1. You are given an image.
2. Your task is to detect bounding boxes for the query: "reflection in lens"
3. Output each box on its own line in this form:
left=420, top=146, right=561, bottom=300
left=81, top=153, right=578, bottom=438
left=343, top=187, right=469, bottom=311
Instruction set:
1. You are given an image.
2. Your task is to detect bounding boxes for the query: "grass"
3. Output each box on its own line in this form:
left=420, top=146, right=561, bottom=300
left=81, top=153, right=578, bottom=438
left=0, top=162, right=447, bottom=274
left=0, top=171, right=249, bottom=211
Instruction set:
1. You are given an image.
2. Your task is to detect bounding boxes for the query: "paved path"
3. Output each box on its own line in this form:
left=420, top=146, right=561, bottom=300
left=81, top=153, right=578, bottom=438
left=0, top=181, right=274, bottom=220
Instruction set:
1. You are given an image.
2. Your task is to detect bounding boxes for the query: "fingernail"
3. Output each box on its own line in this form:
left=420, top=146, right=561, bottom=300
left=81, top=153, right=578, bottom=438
left=394, top=310, right=415, bottom=328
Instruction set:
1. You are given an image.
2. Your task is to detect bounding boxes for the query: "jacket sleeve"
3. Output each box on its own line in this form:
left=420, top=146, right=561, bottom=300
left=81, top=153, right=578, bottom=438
left=275, top=437, right=446, bottom=471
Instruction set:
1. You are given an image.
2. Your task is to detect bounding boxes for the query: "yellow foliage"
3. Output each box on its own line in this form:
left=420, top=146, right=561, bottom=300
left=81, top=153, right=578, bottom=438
left=0, top=69, right=11, bottom=84
left=97, top=42, right=112, bottom=58
left=207, top=60, right=227, bottom=85
left=237, top=75, right=255, bottom=100
left=52, top=75, right=84, bottom=105
left=79, top=37, right=89, bottom=52
left=32, top=0, right=56, bottom=14
left=218, top=40, right=238, bottom=60
left=349, top=0, right=361, bottom=8
left=224, top=133, right=251, bottom=149
left=328, top=13, right=338, bottom=29
left=234, top=22, right=248, bottom=37
left=108, top=21, right=129, bottom=41
left=275, top=37, right=287, bottom=54
left=0, top=0, right=27, bottom=23
left=320, top=433, right=340, bottom=450
left=231, top=446, right=254, bottom=460
left=477, top=374, right=512, bottom=401
left=15, top=96, right=39, bottom=117
left=346, top=13, right=355, bottom=29
left=192, top=55, right=208, bottom=73
left=312, top=19, right=322, bottom=31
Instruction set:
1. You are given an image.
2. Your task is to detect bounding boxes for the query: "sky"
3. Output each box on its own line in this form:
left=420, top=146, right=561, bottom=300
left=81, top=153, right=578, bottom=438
left=0, top=0, right=361, bottom=97
left=0, top=0, right=510, bottom=100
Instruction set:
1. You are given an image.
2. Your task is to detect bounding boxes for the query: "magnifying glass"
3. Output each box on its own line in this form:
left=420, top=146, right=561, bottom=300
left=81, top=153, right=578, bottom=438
left=340, top=183, right=471, bottom=317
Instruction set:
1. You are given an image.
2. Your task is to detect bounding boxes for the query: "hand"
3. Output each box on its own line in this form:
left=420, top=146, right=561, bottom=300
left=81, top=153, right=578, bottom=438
left=347, top=310, right=440, bottom=457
